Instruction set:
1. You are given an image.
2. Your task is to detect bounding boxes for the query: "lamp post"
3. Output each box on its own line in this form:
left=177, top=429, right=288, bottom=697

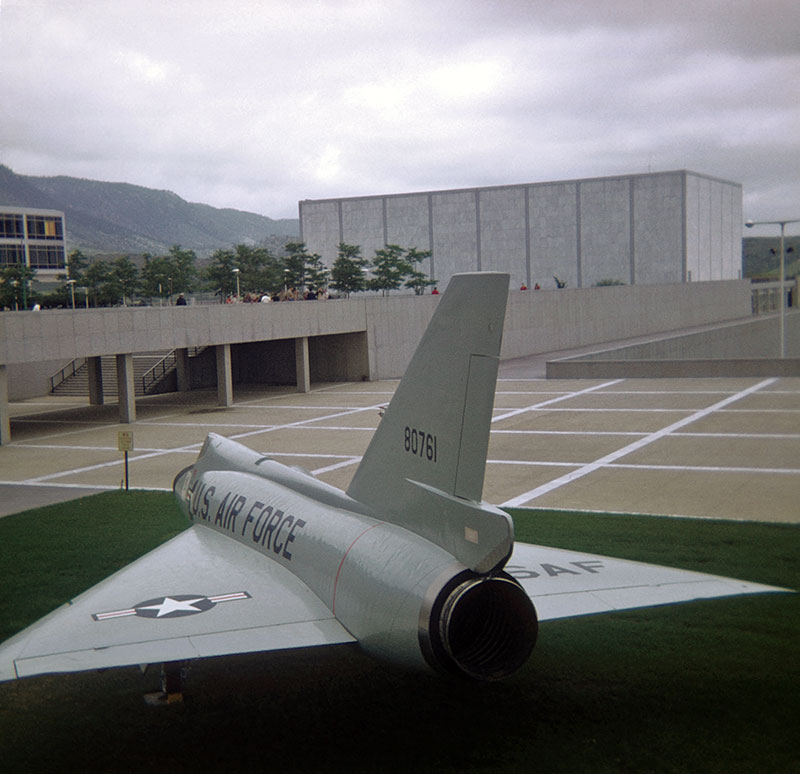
left=745, top=218, right=800, bottom=358
left=66, top=279, right=76, bottom=309
left=232, top=267, right=241, bottom=300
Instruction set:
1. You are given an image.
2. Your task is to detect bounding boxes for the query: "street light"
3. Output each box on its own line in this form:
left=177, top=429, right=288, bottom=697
left=745, top=218, right=800, bottom=358
left=232, top=267, right=241, bottom=299
left=66, top=279, right=76, bottom=309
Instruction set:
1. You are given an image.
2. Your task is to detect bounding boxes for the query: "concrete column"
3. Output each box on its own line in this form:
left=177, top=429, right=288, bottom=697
left=216, top=343, right=233, bottom=406
left=0, top=364, right=10, bottom=445
left=295, top=336, right=310, bottom=393
left=116, top=353, right=136, bottom=424
left=176, top=348, right=190, bottom=392
left=87, top=356, right=104, bottom=405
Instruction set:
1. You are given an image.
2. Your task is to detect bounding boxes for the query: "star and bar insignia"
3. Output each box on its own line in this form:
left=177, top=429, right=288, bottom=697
left=92, top=592, right=251, bottom=621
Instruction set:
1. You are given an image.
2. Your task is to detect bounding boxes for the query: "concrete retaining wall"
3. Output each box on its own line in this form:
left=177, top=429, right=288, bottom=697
left=547, top=309, right=800, bottom=378
left=500, top=280, right=750, bottom=361
left=548, top=358, right=800, bottom=379
left=2, top=278, right=755, bottom=398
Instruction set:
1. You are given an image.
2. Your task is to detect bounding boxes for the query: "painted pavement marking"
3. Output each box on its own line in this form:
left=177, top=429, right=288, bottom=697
left=500, top=378, right=778, bottom=508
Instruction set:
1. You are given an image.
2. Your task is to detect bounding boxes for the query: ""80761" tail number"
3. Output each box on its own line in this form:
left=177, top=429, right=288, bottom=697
left=404, top=426, right=438, bottom=462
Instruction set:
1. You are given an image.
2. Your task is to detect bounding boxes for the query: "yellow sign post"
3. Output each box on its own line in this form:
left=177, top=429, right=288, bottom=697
left=118, top=431, right=134, bottom=490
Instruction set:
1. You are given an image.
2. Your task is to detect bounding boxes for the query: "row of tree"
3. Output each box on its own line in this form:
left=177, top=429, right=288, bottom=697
left=1, top=241, right=437, bottom=309
left=198, top=241, right=436, bottom=300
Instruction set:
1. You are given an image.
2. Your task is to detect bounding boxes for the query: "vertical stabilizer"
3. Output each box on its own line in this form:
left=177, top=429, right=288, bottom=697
left=346, top=273, right=512, bottom=572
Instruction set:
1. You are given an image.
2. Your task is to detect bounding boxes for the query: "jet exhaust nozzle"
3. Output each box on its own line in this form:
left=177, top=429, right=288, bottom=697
left=424, top=572, right=538, bottom=681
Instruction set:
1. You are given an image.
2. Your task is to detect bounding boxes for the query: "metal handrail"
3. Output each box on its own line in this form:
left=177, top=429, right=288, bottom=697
left=140, top=347, right=204, bottom=393
left=50, top=358, right=86, bottom=393
left=141, top=350, right=177, bottom=394
left=750, top=280, right=796, bottom=315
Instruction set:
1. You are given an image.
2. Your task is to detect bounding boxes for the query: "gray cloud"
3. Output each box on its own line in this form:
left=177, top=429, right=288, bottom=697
left=1, top=0, right=798, bottom=227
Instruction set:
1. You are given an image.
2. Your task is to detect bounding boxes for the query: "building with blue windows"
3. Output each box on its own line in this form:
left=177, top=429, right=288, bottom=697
left=0, top=206, right=67, bottom=277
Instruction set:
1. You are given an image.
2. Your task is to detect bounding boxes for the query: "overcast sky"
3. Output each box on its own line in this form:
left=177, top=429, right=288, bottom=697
left=2, top=0, right=798, bottom=231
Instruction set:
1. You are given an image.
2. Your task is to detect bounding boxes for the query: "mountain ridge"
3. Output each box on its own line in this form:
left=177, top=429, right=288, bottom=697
left=0, top=165, right=299, bottom=256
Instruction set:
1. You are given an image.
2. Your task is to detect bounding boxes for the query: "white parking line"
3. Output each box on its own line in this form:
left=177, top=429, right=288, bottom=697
left=19, top=403, right=384, bottom=485
left=500, top=378, right=777, bottom=507
left=492, top=379, right=623, bottom=423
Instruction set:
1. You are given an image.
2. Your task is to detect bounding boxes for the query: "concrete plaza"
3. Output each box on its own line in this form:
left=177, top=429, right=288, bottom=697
left=1, top=365, right=798, bottom=523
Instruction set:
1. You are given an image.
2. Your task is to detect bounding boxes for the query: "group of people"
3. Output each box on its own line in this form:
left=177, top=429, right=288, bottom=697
left=222, top=287, right=328, bottom=304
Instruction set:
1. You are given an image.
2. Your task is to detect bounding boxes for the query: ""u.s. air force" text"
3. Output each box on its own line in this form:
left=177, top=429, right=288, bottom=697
left=186, top=479, right=306, bottom=560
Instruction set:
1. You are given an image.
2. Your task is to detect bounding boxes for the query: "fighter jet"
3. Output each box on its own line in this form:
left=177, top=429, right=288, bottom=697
left=0, top=273, right=786, bottom=688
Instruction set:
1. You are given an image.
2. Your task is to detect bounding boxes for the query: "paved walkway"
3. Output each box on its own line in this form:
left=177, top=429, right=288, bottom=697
left=1, top=371, right=798, bottom=522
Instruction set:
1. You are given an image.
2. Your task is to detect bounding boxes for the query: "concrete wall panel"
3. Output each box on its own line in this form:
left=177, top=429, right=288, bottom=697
left=478, top=187, right=526, bottom=282
left=385, top=193, right=434, bottom=278
left=431, top=190, right=478, bottom=283
left=310, top=331, right=369, bottom=382
left=299, top=200, right=341, bottom=262
left=633, top=173, right=684, bottom=285
left=579, top=178, right=631, bottom=288
left=341, top=198, right=385, bottom=262
left=528, top=183, right=578, bottom=289
left=385, top=194, right=430, bottom=249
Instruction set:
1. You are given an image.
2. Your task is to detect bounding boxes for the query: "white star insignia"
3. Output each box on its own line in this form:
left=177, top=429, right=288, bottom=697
left=136, top=596, right=208, bottom=617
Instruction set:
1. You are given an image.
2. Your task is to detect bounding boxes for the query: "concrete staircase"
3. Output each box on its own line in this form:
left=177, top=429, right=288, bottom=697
left=51, top=351, right=173, bottom=397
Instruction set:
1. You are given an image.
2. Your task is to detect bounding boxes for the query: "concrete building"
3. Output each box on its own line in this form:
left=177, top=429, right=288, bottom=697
left=0, top=206, right=68, bottom=279
left=299, top=170, right=742, bottom=291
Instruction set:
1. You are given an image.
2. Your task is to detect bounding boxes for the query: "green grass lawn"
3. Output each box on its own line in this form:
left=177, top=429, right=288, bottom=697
left=0, top=492, right=797, bottom=773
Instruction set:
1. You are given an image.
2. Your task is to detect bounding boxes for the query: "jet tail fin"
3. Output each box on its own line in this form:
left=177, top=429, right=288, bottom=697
left=346, top=272, right=512, bottom=572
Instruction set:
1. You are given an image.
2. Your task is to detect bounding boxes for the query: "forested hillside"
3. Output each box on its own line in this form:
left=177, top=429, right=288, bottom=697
left=0, top=165, right=299, bottom=256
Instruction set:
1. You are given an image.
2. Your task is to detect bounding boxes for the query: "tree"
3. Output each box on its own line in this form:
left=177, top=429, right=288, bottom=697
left=140, top=254, right=175, bottom=302
left=234, top=244, right=281, bottom=296
left=107, top=256, right=139, bottom=305
left=84, top=260, right=112, bottom=306
left=203, top=249, right=238, bottom=302
left=283, top=241, right=329, bottom=294
left=330, top=242, right=369, bottom=298
left=138, top=245, right=198, bottom=303
left=304, top=251, right=329, bottom=294
left=0, top=264, right=36, bottom=310
left=65, top=249, right=89, bottom=284
left=283, top=241, right=309, bottom=291
left=367, top=244, right=413, bottom=296
left=167, top=245, right=198, bottom=294
left=403, top=247, right=436, bottom=295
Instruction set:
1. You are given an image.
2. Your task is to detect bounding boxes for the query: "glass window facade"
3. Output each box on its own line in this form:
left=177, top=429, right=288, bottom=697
left=0, top=208, right=67, bottom=273
left=26, top=215, right=63, bottom=240
left=28, top=245, right=66, bottom=268
left=0, top=244, right=26, bottom=265
left=0, top=214, right=24, bottom=238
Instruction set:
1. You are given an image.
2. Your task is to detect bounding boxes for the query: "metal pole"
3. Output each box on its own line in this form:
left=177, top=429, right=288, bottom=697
left=779, top=222, right=786, bottom=358
left=745, top=217, right=800, bottom=359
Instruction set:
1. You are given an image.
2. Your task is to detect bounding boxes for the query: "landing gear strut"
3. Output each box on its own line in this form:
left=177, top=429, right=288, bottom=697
left=143, top=661, right=187, bottom=705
